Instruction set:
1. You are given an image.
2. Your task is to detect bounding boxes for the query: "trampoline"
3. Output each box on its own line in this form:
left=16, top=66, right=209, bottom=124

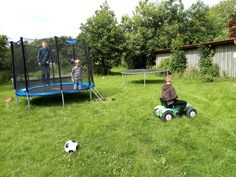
left=11, top=36, right=94, bottom=109
left=16, top=82, right=95, bottom=97
left=121, top=69, right=169, bottom=86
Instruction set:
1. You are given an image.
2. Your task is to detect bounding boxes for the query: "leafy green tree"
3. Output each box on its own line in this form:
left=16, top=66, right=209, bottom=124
left=207, top=0, right=236, bottom=40
left=0, top=35, right=11, bottom=71
left=156, top=0, right=186, bottom=48
left=79, top=1, right=124, bottom=75
left=121, top=0, right=186, bottom=69
left=170, top=34, right=187, bottom=72
left=184, top=0, right=235, bottom=44
left=185, top=1, right=212, bottom=44
left=209, top=0, right=236, bottom=21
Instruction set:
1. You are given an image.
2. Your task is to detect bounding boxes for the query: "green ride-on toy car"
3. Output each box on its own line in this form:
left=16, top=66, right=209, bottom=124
left=153, top=98, right=197, bottom=122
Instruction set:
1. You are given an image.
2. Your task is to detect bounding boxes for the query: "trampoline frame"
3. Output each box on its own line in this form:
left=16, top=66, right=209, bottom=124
left=121, top=69, right=169, bottom=86
left=11, top=36, right=94, bottom=109
left=16, top=82, right=95, bottom=97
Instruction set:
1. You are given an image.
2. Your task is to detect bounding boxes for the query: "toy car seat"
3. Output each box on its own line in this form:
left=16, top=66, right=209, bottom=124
left=160, top=98, right=173, bottom=108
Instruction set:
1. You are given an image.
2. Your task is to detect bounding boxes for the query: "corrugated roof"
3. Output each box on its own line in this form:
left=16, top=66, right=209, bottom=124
left=152, top=38, right=236, bottom=54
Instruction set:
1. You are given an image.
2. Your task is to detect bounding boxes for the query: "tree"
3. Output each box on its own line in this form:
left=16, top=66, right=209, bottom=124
left=208, top=0, right=236, bottom=40
left=121, top=0, right=186, bottom=69
left=184, top=0, right=235, bottom=44
left=184, top=1, right=212, bottom=44
left=79, top=1, right=124, bottom=75
left=0, top=35, right=11, bottom=71
left=170, top=34, right=187, bottom=72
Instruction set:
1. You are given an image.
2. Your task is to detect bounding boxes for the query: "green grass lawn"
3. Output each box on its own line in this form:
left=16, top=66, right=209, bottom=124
left=1, top=68, right=236, bottom=176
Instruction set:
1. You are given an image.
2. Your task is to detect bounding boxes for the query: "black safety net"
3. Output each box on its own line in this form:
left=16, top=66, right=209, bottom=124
left=11, top=40, right=26, bottom=90
left=11, top=37, right=93, bottom=93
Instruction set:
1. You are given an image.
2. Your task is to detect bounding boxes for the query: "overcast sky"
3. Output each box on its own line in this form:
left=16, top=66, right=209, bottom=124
left=0, top=0, right=222, bottom=42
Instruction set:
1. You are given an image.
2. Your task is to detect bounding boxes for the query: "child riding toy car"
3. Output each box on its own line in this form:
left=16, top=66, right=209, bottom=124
left=153, top=98, right=197, bottom=122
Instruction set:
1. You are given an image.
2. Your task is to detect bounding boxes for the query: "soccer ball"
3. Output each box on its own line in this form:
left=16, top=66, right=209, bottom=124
left=64, top=140, right=78, bottom=153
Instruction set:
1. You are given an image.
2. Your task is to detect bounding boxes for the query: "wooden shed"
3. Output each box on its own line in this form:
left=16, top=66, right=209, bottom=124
left=153, top=38, right=236, bottom=78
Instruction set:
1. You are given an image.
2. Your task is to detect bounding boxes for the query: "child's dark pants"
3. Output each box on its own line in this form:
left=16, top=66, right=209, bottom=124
left=172, top=100, right=187, bottom=115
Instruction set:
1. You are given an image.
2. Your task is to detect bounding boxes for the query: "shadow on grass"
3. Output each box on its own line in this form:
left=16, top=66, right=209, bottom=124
left=30, top=91, right=91, bottom=107
left=110, top=71, right=122, bottom=76
left=130, top=79, right=164, bottom=85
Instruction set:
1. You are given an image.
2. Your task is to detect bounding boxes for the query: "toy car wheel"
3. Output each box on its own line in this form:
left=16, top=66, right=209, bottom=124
left=162, top=111, right=173, bottom=122
left=153, top=109, right=157, bottom=116
left=186, top=108, right=197, bottom=118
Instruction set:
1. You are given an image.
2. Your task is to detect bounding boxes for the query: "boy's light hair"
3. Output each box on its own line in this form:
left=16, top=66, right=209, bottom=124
left=75, top=59, right=80, bottom=64
left=42, top=41, right=47, bottom=44
left=166, top=75, right=173, bottom=82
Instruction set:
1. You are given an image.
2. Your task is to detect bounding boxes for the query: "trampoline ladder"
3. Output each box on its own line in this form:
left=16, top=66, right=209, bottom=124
left=91, top=87, right=105, bottom=101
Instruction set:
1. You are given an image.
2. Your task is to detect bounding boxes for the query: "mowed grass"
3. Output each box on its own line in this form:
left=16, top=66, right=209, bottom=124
left=0, top=68, right=236, bottom=176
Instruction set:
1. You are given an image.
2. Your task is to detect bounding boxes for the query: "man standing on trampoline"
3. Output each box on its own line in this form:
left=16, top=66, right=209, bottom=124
left=37, top=41, right=51, bottom=86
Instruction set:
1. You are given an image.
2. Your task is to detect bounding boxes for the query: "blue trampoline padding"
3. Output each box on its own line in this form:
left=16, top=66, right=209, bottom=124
left=16, top=82, right=95, bottom=97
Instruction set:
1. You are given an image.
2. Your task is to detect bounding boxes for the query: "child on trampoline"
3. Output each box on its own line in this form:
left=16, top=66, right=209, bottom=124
left=161, top=75, right=187, bottom=118
left=37, top=41, right=51, bottom=86
left=71, top=59, right=87, bottom=90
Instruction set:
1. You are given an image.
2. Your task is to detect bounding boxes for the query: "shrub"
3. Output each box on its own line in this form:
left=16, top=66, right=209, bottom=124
left=223, top=70, right=229, bottom=78
left=158, top=58, right=171, bottom=70
left=188, top=68, right=201, bottom=79
left=170, top=50, right=187, bottom=72
left=207, top=63, right=220, bottom=77
left=170, top=34, right=187, bottom=72
left=201, top=74, right=214, bottom=83
left=0, top=71, right=11, bottom=83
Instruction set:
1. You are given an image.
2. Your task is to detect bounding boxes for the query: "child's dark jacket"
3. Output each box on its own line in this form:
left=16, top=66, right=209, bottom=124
left=161, top=83, right=178, bottom=103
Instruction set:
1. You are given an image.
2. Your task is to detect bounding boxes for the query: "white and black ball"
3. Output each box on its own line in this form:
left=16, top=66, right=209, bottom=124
left=64, top=140, right=78, bottom=153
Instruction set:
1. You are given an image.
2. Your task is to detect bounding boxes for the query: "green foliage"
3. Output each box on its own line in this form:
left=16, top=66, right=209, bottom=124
left=207, top=0, right=236, bottom=40
left=197, top=45, right=220, bottom=81
left=1, top=70, right=236, bottom=176
left=79, top=1, right=124, bottom=75
left=187, top=68, right=201, bottom=79
left=185, top=1, right=212, bottom=44
left=201, top=74, right=214, bottom=83
left=121, top=0, right=185, bottom=69
left=76, top=0, right=234, bottom=71
left=207, top=63, right=220, bottom=77
left=223, top=70, right=229, bottom=79
left=158, top=58, right=171, bottom=70
left=0, top=71, right=11, bottom=83
left=198, top=45, right=211, bottom=67
left=170, top=34, right=187, bottom=72
left=198, top=44, right=212, bottom=74
left=0, top=35, right=11, bottom=71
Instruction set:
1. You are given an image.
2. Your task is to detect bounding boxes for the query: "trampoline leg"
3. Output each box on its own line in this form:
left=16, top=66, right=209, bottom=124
left=123, top=73, right=124, bottom=85
left=26, top=92, right=30, bottom=110
left=15, top=90, right=18, bottom=103
left=61, top=90, right=65, bottom=107
left=90, top=89, right=92, bottom=100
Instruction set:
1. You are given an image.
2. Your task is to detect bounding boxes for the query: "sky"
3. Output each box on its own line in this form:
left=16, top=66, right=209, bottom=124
left=0, top=0, right=222, bottom=42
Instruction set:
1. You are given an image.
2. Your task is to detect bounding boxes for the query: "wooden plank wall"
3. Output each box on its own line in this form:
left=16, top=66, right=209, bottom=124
left=155, top=43, right=236, bottom=77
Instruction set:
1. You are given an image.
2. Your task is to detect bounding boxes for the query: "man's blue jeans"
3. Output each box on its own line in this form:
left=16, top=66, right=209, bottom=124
left=74, top=79, right=82, bottom=90
left=41, top=64, right=50, bottom=83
